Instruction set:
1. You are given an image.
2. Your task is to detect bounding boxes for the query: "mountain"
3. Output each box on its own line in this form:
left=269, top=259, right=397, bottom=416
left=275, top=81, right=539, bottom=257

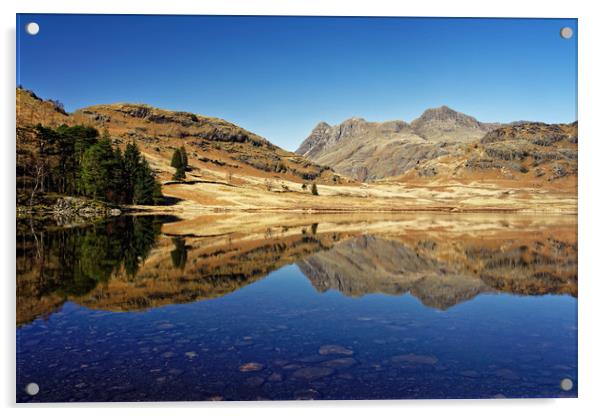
left=296, top=106, right=501, bottom=181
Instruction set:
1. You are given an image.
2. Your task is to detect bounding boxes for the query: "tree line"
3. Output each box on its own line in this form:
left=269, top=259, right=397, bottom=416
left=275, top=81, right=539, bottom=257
left=30, top=124, right=162, bottom=205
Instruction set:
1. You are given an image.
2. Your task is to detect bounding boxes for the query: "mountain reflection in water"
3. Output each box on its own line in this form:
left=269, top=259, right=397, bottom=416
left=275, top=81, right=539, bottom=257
left=16, top=213, right=577, bottom=401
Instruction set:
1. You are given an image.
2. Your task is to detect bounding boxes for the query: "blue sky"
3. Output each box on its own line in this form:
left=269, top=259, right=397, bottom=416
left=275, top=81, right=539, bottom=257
left=17, top=15, right=577, bottom=151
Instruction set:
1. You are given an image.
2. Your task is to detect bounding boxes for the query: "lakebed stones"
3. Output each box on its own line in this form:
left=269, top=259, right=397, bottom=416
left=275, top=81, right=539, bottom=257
left=390, top=353, right=439, bottom=366
left=245, top=376, right=265, bottom=387
left=267, top=372, right=283, bottom=382
left=290, top=367, right=335, bottom=381
left=322, top=357, right=358, bottom=369
left=318, top=344, right=354, bottom=356
left=294, top=388, right=321, bottom=400
left=239, top=362, right=265, bottom=372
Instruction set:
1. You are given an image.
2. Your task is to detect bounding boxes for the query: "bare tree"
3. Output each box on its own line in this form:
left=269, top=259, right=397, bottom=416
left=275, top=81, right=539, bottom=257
left=29, top=163, right=44, bottom=207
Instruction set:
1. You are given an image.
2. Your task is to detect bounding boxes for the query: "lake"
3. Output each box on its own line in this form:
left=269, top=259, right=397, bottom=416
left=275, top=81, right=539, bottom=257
left=16, top=213, right=578, bottom=401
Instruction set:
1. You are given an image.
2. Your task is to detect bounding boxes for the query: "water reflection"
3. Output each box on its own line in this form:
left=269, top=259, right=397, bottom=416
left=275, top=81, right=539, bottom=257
left=16, top=213, right=578, bottom=401
left=298, top=234, right=577, bottom=309
left=16, top=216, right=171, bottom=325
left=17, top=214, right=577, bottom=323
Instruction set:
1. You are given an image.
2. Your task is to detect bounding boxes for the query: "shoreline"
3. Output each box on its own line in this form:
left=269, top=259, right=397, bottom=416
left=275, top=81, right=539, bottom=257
left=18, top=204, right=577, bottom=218
left=127, top=205, right=578, bottom=215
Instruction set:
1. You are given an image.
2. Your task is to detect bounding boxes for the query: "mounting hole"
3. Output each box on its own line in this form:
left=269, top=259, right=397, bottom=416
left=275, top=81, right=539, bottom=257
left=560, top=27, right=573, bottom=40
left=560, top=378, right=573, bottom=391
left=25, top=22, right=40, bottom=36
left=25, top=382, right=39, bottom=396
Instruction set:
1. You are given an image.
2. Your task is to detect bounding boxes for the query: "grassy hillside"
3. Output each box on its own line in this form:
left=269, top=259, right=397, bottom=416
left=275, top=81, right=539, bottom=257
left=16, top=88, right=346, bottom=193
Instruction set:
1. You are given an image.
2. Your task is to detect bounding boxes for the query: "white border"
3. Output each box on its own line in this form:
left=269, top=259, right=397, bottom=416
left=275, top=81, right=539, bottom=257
left=2, top=1, right=601, bottom=415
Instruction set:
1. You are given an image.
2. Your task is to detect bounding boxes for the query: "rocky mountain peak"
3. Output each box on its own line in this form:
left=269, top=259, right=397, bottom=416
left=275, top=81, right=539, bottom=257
left=412, top=105, right=480, bottom=128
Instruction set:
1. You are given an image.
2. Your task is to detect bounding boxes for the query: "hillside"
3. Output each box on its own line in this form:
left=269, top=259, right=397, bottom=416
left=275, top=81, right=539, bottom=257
left=296, top=106, right=500, bottom=181
left=396, top=121, right=578, bottom=188
left=16, top=87, right=345, bottom=193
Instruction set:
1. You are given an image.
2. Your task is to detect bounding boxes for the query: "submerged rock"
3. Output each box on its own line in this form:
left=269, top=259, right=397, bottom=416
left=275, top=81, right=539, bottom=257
left=297, top=355, right=329, bottom=363
left=291, top=366, right=335, bottom=381
left=322, top=357, right=358, bottom=369
left=267, top=372, right=283, bottom=382
left=282, top=363, right=304, bottom=371
left=391, top=353, right=438, bottom=365
left=294, top=388, right=321, bottom=400
left=318, top=344, right=354, bottom=356
left=239, top=362, right=264, bottom=372
left=245, top=376, right=265, bottom=387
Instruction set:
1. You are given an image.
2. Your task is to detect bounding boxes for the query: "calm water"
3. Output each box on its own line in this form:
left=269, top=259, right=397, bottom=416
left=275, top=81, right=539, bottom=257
left=16, top=215, right=578, bottom=402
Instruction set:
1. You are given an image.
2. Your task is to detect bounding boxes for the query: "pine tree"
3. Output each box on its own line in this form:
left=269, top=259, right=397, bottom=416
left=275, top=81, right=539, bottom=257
left=80, top=139, right=114, bottom=200
left=171, top=148, right=183, bottom=169
left=123, top=142, right=141, bottom=202
left=173, top=165, right=186, bottom=181
left=179, top=146, right=188, bottom=169
left=171, top=148, right=186, bottom=180
left=152, top=181, right=163, bottom=205
left=109, top=147, right=125, bottom=203
left=133, top=159, right=156, bottom=205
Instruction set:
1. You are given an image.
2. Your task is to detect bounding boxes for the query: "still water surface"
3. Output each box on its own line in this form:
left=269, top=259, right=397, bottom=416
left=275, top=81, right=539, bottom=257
left=16, top=214, right=578, bottom=401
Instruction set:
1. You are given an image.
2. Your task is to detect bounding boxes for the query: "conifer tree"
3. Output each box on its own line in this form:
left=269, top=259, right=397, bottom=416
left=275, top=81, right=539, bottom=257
left=109, top=147, right=126, bottom=203
left=133, top=159, right=156, bottom=205
left=179, top=146, right=188, bottom=169
left=171, top=148, right=183, bottom=169
left=123, top=142, right=141, bottom=200
left=80, top=139, right=114, bottom=200
left=171, top=148, right=186, bottom=180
